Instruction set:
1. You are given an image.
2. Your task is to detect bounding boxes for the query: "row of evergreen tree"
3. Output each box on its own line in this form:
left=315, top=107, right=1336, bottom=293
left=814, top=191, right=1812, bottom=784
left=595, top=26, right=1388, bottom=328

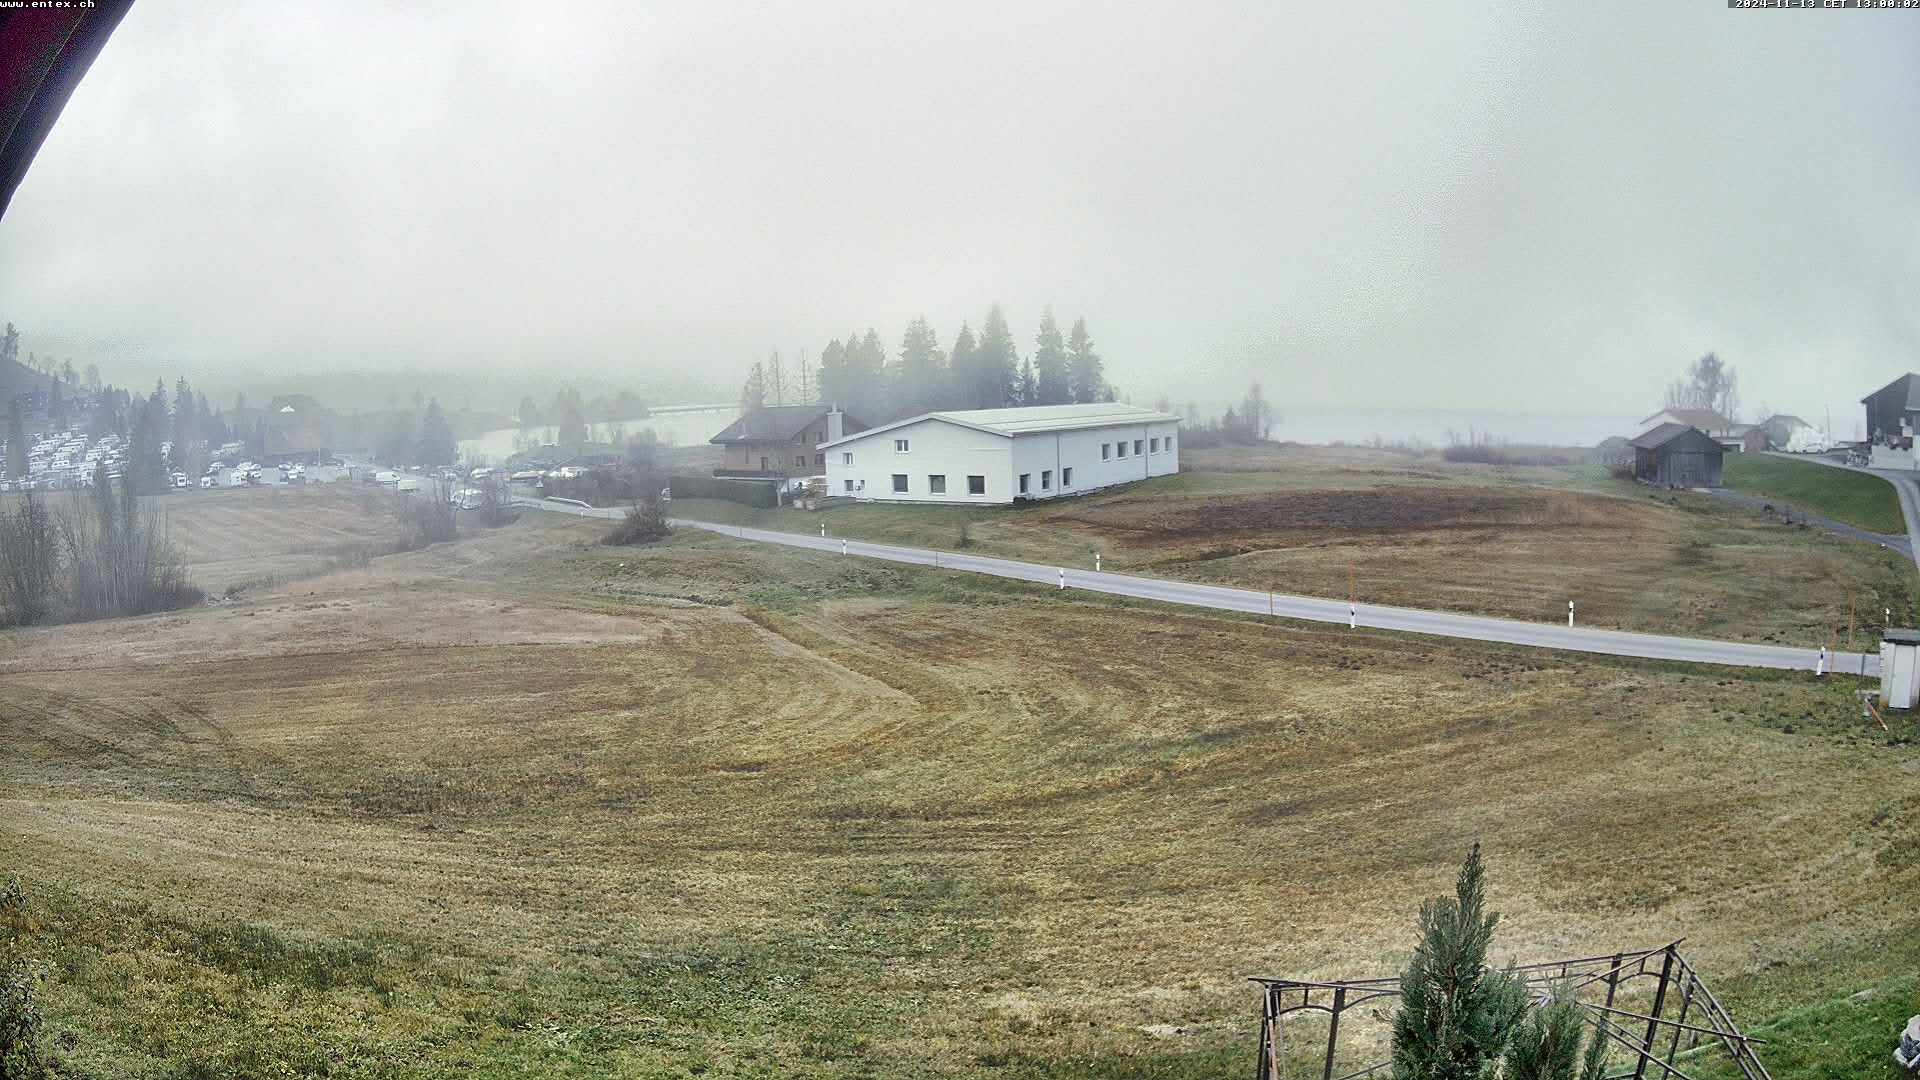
left=741, top=306, right=1111, bottom=423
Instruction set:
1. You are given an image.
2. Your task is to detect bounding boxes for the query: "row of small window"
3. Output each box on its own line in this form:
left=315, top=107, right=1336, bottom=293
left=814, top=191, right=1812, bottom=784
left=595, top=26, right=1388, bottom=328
left=1100, top=435, right=1173, bottom=461
left=767, top=454, right=827, bottom=469
left=846, top=473, right=995, bottom=495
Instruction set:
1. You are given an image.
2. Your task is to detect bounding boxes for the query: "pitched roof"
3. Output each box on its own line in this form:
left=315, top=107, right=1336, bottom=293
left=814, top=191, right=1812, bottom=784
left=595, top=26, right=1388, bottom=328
left=709, top=405, right=843, bottom=444
left=1629, top=422, right=1721, bottom=451
left=1638, top=407, right=1734, bottom=432
left=1861, top=373, right=1920, bottom=409
left=1759, top=413, right=1809, bottom=429
left=820, top=402, right=1181, bottom=448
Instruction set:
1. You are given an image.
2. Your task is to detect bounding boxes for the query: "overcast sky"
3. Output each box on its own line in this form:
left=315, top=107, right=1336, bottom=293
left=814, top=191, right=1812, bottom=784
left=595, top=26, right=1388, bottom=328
left=1, top=0, right=1916, bottom=423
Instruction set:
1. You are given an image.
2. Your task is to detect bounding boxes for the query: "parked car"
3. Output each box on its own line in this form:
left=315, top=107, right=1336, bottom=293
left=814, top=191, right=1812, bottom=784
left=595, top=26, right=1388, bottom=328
left=1897, top=1013, right=1919, bottom=1073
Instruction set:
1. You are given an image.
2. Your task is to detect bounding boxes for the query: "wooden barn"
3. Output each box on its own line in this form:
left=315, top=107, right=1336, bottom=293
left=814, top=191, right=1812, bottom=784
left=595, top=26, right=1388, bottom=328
left=1630, top=423, right=1723, bottom=487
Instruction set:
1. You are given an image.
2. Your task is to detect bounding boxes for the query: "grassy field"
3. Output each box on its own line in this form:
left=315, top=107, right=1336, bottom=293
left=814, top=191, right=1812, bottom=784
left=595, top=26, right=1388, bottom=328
left=1, top=509, right=1916, bottom=1078
left=668, top=445, right=1916, bottom=647
left=1721, top=453, right=1907, bottom=535
left=153, top=484, right=418, bottom=593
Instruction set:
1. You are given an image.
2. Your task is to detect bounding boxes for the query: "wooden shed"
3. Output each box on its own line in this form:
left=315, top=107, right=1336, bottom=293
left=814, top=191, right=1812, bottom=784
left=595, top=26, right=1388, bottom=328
left=1629, top=423, right=1723, bottom=487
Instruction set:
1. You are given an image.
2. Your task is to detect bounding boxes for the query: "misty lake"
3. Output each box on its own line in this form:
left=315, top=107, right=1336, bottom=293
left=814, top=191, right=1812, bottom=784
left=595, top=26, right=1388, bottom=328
left=459, top=405, right=741, bottom=464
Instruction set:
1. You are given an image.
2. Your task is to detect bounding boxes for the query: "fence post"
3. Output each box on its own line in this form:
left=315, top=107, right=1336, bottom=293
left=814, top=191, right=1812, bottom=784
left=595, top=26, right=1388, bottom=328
left=1322, top=985, right=1345, bottom=1080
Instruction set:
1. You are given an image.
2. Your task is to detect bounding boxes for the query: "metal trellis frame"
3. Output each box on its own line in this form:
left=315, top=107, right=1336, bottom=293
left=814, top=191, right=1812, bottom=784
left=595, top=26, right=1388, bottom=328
left=1252, top=942, right=1769, bottom=1080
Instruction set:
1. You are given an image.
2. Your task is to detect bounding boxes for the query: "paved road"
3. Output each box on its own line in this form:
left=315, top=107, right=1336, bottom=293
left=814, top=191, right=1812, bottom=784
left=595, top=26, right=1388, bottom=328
left=1704, top=486, right=1911, bottom=557
left=522, top=497, right=1869, bottom=675
left=1774, top=452, right=1920, bottom=575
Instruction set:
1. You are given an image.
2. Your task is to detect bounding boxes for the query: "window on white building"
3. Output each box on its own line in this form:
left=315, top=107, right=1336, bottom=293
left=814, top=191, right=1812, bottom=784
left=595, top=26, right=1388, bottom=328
left=842, top=452, right=853, bottom=465
left=844, top=479, right=854, bottom=493
left=894, top=439, right=910, bottom=452
left=928, top=474, right=947, bottom=494
left=1018, top=473, right=1030, bottom=494
left=1115, top=442, right=1126, bottom=458
left=967, top=475, right=985, bottom=495
left=1150, top=437, right=1160, bottom=453
left=1062, top=467, right=1073, bottom=486
left=1167, top=435, right=1176, bottom=451
left=891, top=473, right=908, bottom=493
left=1101, top=443, right=1111, bottom=460
left=1041, top=469, right=1052, bottom=490
left=1133, top=439, right=1143, bottom=455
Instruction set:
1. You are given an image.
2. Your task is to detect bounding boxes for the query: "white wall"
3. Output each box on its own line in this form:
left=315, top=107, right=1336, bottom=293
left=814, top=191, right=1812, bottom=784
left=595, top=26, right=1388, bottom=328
left=822, top=418, right=1011, bottom=503
left=1009, top=420, right=1180, bottom=499
left=824, top=417, right=1181, bottom=504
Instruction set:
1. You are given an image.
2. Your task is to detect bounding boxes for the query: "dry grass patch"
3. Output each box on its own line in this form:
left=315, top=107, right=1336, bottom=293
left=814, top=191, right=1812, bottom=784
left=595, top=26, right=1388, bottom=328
left=0, top=519, right=1915, bottom=1077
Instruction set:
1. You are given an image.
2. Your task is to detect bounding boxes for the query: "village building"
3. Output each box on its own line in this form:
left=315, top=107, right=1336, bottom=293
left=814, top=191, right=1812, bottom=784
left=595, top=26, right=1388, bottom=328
left=1629, top=423, right=1723, bottom=487
left=1756, top=413, right=1811, bottom=450
left=1862, top=373, right=1920, bottom=445
left=1636, top=407, right=1744, bottom=453
left=819, top=402, right=1181, bottom=504
left=709, top=405, right=865, bottom=479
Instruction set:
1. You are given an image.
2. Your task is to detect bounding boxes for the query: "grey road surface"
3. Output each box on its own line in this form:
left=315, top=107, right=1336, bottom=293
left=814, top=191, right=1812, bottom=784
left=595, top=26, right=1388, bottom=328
left=523, top=497, right=1868, bottom=675
left=1704, top=486, right=1910, bottom=557
left=1773, top=452, right=1920, bottom=575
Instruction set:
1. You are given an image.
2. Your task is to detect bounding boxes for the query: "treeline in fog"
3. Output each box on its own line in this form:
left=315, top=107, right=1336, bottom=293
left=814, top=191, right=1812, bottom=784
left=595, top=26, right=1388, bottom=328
left=740, top=305, right=1112, bottom=423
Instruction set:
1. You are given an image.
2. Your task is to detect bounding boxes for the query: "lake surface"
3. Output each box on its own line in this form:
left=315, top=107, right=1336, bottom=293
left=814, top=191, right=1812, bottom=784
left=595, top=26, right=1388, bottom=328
left=461, top=404, right=1640, bottom=465
left=460, top=406, right=740, bottom=464
left=1262, top=407, right=1642, bottom=448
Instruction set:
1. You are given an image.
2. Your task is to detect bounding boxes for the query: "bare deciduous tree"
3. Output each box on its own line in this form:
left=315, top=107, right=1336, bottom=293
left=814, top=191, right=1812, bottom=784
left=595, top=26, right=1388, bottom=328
left=1664, top=353, right=1739, bottom=419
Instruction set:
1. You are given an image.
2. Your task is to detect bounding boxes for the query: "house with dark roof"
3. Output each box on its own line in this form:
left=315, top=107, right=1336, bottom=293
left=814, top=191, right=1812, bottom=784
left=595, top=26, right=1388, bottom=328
left=709, top=405, right=865, bottom=478
left=1636, top=407, right=1748, bottom=452
left=1862, top=374, right=1920, bottom=445
left=1638, top=408, right=1735, bottom=437
left=1629, top=423, right=1722, bottom=487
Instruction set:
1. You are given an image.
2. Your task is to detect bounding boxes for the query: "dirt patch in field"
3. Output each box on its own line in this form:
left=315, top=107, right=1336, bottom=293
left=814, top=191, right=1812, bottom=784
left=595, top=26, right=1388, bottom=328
left=1047, top=485, right=1653, bottom=543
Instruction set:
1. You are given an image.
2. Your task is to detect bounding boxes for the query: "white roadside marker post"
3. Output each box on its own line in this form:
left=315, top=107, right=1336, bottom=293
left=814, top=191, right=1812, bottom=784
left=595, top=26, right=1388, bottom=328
left=1349, top=603, right=1356, bottom=629
left=1815, top=646, right=1826, bottom=676
left=819, top=524, right=825, bottom=537
left=841, top=539, right=847, bottom=555
left=1095, top=553, right=1101, bottom=573
left=1568, top=600, right=1574, bottom=627
left=1058, top=568, right=1065, bottom=590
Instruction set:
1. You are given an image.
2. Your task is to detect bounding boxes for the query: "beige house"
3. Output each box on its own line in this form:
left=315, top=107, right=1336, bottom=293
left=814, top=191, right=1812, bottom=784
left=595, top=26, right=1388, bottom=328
left=710, top=405, right=864, bottom=478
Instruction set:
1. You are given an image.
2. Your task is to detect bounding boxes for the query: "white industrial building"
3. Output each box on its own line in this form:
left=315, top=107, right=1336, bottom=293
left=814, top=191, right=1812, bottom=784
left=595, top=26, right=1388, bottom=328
left=818, top=402, right=1181, bottom=504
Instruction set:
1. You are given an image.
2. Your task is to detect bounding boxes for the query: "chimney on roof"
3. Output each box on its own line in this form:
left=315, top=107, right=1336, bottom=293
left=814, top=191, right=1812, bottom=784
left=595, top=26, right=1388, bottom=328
left=826, top=408, right=844, bottom=443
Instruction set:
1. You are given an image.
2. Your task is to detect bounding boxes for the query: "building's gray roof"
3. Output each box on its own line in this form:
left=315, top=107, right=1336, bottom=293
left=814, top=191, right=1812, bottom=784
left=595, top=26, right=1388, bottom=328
left=1759, top=413, right=1810, bottom=430
left=710, top=405, right=849, bottom=444
left=1861, top=373, right=1920, bottom=409
left=1884, top=628, right=1920, bottom=646
left=1638, top=407, right=1735, bottom=433
left=819, top=402, right=1181, bottom=448
left=1629, top=422, right=1721, bottom=451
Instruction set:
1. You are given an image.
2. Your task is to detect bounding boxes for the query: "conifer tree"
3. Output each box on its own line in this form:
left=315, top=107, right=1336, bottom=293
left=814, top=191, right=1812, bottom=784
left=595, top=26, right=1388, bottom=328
left=1033, top=307, right=1070, bottom=405
left=1066, top=317, right=1106, bottom=403
left=1390, top=844, right=1527, bottom=1080
left=418, top=398, right=457, bottom=467
left=817, top=339, right=849, bottom=409
left=975, top=305, right=1019, bottom=408
left=895, top=317, right=946, bottom=419
left=1502, top=991, right=1607, bottom=1080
